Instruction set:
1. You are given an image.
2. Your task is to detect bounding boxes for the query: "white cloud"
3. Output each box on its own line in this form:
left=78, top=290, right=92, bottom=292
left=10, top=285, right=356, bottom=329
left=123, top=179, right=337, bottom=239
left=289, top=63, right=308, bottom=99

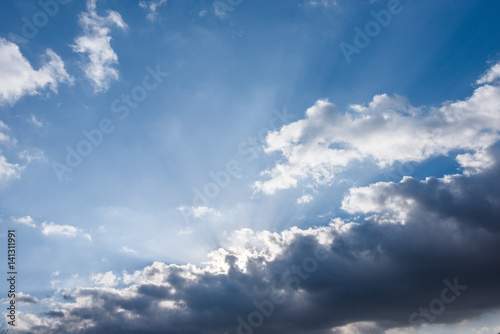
left=297, top=193, right=314, bottom=204
left=120, top=246, right=136, bottom=254
left=341, top=178, right=416, bottom=224
left=0, top=120, right=12, bottom=144
left=305, top=0, right=339, bottom=7
left=477, top=62, right=500, bottom=85
left=0, top=155, right=23, bottom=183
left=16, top=313, right=46, bottom=332
left=254, top=62, right=500, bottom=194
left=41, top=221, right=92, bottom=240
left=139, top=0, right=167, bottom=21
left=71, top=0, right=127, bottom=93
left=456, top=148, right=495, bottom=175
left=28, top=114, right=44, bottom=128
left=178, top=205, right=221, bottom=219
left=11, top=215, right=37, bottom=228
left=18, top=148, right=46, bottom=163
left=0, top=38, right=73, bottom=105
left=90, top=271, right=119, bottom=287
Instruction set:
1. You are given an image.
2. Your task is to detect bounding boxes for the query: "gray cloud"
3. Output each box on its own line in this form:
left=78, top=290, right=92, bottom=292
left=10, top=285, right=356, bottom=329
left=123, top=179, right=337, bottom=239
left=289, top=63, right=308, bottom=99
left=20, top=148, right=500, bottom=333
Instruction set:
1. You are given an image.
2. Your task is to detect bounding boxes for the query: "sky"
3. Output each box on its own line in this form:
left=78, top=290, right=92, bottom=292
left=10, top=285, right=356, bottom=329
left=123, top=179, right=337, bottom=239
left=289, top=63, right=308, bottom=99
left=0, top=0, right=500, bottom=333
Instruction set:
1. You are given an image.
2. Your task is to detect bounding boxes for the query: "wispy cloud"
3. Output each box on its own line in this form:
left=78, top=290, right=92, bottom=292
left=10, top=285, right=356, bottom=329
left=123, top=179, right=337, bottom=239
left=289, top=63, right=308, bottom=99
left=178, top=205, right=221, bottom=219
left=41, top=221, right=92, bottom=241
left=71, top=0, right=127, bottom=93
left=139, top=0, right=167, bottom=21
left=28, top=114, right=44, bottom=128
left=120, top=246, right=136, bottom=254
left=0, top=155, right=23, bottom=183
left=0, top=38, right=73, bottom=105
left=11, top=215, right=37, bottom=228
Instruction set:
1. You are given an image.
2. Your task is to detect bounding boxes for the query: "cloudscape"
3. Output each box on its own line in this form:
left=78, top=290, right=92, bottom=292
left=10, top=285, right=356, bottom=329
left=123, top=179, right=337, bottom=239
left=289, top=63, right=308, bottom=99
left=1, top=0, right=500, bottom=333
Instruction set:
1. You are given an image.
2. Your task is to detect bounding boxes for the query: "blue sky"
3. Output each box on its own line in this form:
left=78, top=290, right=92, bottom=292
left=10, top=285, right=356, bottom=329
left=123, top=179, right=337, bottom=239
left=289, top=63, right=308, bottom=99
left=1, top=0, right=500, bottom=333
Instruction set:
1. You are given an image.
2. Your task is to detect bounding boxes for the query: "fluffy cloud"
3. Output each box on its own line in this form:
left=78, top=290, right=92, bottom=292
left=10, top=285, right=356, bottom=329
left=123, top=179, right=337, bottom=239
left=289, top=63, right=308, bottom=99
left=254, top=62, right=500, bottom=194
left=41, top=222, right=92, bottom=240
left=0, top=38, right=73, bottom=105
left=17, top=153, right=500, bottom=333
left=139, top=0, right=167, bottom=21
left=342, top=145, right=500, bottom=232
left=90, top=271, right=120, bottom=287
left=71, top=0, right=127, bottom=93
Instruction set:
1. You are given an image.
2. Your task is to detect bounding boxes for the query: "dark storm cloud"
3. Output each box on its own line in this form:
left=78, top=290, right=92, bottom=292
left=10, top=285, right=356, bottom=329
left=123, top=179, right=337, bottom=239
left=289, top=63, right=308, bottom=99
left=23, top=147, right=500, bottom=333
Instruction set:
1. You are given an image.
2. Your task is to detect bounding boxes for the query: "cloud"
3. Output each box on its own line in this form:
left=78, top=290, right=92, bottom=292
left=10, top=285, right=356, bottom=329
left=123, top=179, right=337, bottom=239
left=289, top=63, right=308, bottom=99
left=0, top=155, right=23, bottom=183
left=305, top=0, right=339, bottom=7
left=0, top=120, right=12, bottom=144
left=16, top=292, right=39, bottom=304
left=28, top=114, right=44, bottom=128
left=1, top=292, right=38, bottom=305
left=18, top=148, right=46, bottom=164
left=120, top=246, right=136, bottom=254
left=11, top=215, right=37, bottom=228
left=90, top=271, right=119, bottom=287
left=0, top=38, right=73, bottom=105
left=178, top=205, right=221, bottom=220
left=41, top=222, right=92, bottom=240
left=139, top=0, right=167, bottom=21
left=477, top=62, right=500, bottom=85
left=342, top=144, right=500, bottom=231
left=17, top=153, right=500, bottom=333
left=71, top=0, right=127, bottom=93
left=297, top=193, right=314, bottom=204
left=254, top=62, right=500, bottom=194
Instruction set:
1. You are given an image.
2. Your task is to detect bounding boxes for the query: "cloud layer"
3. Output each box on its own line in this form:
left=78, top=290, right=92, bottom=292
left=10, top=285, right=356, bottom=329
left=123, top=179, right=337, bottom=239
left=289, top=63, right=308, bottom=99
left=254, top=62, right=500, bottom=194
left=19, top=147, right=500, bottom=333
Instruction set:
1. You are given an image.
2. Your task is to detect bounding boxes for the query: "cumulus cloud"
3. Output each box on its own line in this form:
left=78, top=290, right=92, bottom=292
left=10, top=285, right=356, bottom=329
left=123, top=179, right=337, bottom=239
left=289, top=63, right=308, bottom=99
left=71, top=0, right=127, bottom=93
left=254, top=62, right=500, bottom=194
left=139, top=0, right=167, bottom=21
left=17, top=153, right=500, bottom=333
left=0, top=38, right=73, bottom=105
left=41, top=222, right=92, bottom=240
left=11, top=215, right=37, bottom=228
left=90, top=271, right=120, bottom=287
